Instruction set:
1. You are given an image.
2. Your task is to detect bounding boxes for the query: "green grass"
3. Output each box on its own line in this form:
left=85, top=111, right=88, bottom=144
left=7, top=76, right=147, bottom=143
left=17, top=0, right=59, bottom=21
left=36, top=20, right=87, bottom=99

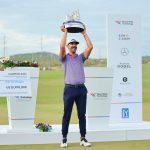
left=1, top=140, right=150, bottom=150
left=142, top=64, right=150, bottom=102
left=0, top=64, right=150, bottom=149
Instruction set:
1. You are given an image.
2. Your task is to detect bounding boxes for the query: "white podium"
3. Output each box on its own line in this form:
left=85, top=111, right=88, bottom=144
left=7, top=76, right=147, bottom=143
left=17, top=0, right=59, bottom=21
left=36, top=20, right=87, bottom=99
left=85, top=67, right=113, bottom=130
left=6, top=67, right=39, bottom=133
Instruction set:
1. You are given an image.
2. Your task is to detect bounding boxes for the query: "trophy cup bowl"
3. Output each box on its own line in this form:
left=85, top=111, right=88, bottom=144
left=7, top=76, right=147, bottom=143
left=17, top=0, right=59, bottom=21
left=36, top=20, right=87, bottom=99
left=63, top=20, right=84, bottom=33
left=63, top=10, right=85, bottom=33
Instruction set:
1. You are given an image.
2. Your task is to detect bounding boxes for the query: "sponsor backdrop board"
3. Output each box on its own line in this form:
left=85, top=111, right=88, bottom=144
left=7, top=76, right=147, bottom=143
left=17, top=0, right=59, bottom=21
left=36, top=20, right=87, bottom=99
left=107, top=15, right=142, bottom=123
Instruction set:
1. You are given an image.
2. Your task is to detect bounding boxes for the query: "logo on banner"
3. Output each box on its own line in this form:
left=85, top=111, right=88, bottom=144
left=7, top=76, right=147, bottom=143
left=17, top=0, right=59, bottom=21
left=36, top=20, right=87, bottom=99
left=118, top=34, right=130, bottom=40
left=118, top=92, right=133, bottom=97
left=117, top=62, right=131, bottom=69
left=123, top=77, right=128, bottom=82
left=121, top=48, right=129, bottom=56
left=115, top=20, right=133, bottom=25
left=122, top=108, right=129, bottom=118
left=120, top=77, right=131, bottom=85
left=90, top=92, right=108, bottom=100
left=15, top=96, right=32, bottom=101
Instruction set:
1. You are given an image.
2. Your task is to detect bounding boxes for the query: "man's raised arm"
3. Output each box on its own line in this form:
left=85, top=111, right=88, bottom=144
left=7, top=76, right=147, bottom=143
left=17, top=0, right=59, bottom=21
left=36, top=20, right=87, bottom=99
left=82, top=27, right=93, bottom=59
left=59, top=26, right=67, bottom=58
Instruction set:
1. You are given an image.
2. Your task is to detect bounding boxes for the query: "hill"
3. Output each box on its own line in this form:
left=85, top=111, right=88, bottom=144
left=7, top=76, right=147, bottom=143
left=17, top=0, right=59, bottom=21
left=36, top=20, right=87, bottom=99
left=9, top=52, right=150, bottom=69
left=10, top=52, right=107, bottom=69
left=10, top=52, right=60, bottom=68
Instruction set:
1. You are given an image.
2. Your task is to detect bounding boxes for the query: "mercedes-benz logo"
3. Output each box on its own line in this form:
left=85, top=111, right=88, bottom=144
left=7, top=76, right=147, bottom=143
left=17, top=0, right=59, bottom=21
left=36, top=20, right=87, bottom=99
left=121, top=48, right=129, bottom=56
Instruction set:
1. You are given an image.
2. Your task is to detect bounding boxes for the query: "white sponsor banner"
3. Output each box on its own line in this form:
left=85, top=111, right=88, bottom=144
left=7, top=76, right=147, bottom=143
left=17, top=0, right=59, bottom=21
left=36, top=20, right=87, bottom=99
left=85, top=67, right=113, bottom=129
left=0, top=71, right=31, bottom=96
left=107, top=15, right=142, bottom=123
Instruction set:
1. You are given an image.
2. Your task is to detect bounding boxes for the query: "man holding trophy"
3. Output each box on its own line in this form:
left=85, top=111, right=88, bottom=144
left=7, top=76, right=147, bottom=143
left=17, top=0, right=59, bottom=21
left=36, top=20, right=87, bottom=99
left=59, top=10, right=93, bottom=148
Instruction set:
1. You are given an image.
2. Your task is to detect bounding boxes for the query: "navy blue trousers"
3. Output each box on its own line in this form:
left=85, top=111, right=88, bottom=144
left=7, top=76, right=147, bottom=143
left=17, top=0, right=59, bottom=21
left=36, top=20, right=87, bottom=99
left=62, top=85, right=87, bottom=138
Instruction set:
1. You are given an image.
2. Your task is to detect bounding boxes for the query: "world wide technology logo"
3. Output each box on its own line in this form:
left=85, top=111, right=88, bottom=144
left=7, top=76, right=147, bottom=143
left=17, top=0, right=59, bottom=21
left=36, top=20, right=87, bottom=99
left=15, top=96, right=32, bottom=101
left=115, top=20, right=133, bottom=25
left=89, top=92, right=108, bottom=99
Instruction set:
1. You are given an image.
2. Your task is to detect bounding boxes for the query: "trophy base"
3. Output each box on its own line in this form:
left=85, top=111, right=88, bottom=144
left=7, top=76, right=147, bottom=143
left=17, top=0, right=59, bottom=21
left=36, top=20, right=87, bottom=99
left=64, top=21, right=84, bottom=33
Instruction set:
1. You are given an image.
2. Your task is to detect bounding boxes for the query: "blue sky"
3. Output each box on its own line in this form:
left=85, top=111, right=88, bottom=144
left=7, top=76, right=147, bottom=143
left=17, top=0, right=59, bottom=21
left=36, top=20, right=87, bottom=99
left=0, top=0, right=150, bottom=58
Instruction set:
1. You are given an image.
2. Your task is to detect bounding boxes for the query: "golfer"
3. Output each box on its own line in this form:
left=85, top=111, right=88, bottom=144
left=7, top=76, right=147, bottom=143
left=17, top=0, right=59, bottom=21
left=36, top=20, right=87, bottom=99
left=59, top=25, right=93, bottom=148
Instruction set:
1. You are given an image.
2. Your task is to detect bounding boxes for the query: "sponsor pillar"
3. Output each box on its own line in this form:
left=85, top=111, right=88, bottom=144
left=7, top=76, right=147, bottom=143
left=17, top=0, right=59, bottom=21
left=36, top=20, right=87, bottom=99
left=107, top=15, right=142, bottom=123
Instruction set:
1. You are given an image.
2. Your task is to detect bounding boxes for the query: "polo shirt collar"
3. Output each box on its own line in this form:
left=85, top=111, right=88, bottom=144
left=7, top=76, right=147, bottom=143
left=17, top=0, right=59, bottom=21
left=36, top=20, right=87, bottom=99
left=67, top=53, right=78, bottom=58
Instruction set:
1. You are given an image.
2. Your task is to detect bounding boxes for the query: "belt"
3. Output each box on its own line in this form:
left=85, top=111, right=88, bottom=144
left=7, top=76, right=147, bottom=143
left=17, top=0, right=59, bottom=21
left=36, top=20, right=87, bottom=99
left=65, top=83, right=85, bottom=88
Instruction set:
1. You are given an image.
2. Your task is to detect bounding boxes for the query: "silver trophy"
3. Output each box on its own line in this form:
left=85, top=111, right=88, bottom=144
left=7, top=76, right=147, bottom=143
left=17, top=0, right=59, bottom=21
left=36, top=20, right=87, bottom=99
left=63, top=9, right=85, bottom=33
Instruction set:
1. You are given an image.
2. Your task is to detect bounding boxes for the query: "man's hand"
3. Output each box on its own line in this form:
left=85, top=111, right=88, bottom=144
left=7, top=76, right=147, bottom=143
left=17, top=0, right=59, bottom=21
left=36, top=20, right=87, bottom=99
left=60, top=25, right=67, bottom=33
left=81, top=25, right=86, bottom=35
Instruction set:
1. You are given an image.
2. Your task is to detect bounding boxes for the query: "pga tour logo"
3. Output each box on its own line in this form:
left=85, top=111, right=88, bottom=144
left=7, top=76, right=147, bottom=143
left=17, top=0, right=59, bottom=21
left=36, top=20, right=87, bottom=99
left=122, top=108, right=129, bottom=118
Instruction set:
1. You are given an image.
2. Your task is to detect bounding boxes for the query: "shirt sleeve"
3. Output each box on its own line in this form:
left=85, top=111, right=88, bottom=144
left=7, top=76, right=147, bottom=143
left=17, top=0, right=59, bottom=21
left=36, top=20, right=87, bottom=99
left=59, top=55, right=66, bottom=63
left=79, top=53, right=87, bottom=63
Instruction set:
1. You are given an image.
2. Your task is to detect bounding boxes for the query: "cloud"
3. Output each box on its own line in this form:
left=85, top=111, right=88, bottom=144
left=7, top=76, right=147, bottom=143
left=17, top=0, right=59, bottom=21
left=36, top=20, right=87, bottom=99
left=0, top=21, right=60, bottom=56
